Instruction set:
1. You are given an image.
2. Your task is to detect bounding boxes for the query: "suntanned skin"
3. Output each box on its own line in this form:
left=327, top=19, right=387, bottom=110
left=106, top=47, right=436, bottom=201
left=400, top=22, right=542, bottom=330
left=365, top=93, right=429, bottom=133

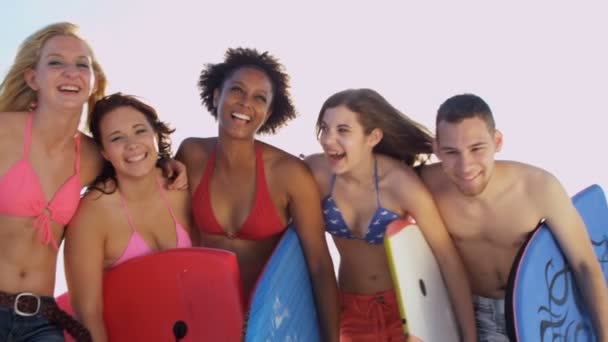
left=0, top=35, right=187, bottom=303
left=64, top=105, right=196, bottom=342
left=421, top=116, right=608, bottom=340
left=305, top=105, right=477, bottom=342
left=0, top=35, right=104, bottom=297
left=0, top=111, right=102, bottom=297
left=177, top=67, right=339, bottom=341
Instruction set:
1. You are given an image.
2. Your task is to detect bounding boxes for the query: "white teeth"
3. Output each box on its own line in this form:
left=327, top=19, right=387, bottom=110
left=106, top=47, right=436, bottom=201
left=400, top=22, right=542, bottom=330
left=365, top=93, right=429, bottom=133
left=59, top=85, right=80, bottom=92
left=126, top=153, right=146, bottom=163
left=327, top=152, right=345, bottom=158
left=232, top=112, right=251, bottom=122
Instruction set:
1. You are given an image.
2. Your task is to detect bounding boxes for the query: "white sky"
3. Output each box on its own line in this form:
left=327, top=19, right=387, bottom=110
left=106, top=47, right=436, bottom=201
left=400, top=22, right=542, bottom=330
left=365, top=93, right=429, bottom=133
left=2, top=1, right=606, bottom=295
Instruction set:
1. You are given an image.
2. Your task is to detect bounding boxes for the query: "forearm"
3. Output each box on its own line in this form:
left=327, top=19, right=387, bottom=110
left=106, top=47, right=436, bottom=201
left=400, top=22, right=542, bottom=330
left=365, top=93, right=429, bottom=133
left=438, top=255, right=477, bottom=342
left=310, top=267, right=340, bottom=342
left=573, top=262, right=608, bottom=340
left=77, top=310, right=108, bottom=342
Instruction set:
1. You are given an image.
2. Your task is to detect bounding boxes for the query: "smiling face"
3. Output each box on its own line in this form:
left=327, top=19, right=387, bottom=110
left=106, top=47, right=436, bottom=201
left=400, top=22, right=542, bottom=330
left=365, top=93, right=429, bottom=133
left=434, top=116, right=503, bottom=196
left=25, top=35, right=96, bottom=111
left=99, top=106, right=159, bottom=179
left=318, top=105, right=381, bottom=174
left=213, top=67, right=273, bottom=139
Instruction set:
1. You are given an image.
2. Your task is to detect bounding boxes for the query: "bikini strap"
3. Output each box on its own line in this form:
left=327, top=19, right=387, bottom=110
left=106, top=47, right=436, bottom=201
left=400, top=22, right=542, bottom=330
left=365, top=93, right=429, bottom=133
left=374, top=158, right=381, bottom=207
left=157, top=178, right=179, bottom=225
left=254, top=143, right=264, bottom=179
left=23, top=113, right=34, bottom=157
left=74, top=133, right=81, bottom=173
left=118, top=191, right=138, bottom=233
left=328, top=174, right=337, bottom=195
left=201, top=145, right=217, bottom=187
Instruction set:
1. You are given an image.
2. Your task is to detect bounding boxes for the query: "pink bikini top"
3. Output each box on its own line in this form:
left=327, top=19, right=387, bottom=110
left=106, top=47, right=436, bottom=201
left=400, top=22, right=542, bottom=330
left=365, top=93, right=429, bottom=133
left=109, top=183, right=192, bottom=268
left=0, top=113, right=82, bottom=249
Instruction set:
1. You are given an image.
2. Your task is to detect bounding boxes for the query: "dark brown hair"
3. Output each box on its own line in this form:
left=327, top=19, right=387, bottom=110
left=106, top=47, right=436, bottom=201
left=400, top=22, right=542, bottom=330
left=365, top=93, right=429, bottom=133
left=317, top=88, right=433, bottom=167
left=88, top=93, right=175, bottom=194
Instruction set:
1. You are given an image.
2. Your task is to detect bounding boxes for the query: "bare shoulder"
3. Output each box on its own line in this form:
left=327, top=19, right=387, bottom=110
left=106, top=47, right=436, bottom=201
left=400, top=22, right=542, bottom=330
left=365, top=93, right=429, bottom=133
left=303, top=153, right=327, bottom=172
left=0, top=112, right=28, bottom=136
left=499, top=160, right=559, bottom=193
left=68, top=187, right=116, bottom=235
left=260, top=142, right=318, bottom=190
left=175, top=137, right=215, bottom=164
left=261, top=142, right=308, bottom=174
left=303, top=153, right=332, bottom=191
left=78, top=133, right=103, bottom=183
left=378, top=156, right=427, bottom=195
left=418, top=162, right=451, bottom=193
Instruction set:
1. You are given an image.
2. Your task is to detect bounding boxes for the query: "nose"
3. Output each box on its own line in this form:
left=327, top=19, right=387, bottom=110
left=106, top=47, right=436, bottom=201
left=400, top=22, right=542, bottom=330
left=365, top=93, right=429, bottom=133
left=62, top=64, right=79, bottom=78
left=456, top=152, right=475, bottom=175
left=319, top=128, right=335, bottom=148
left=235, top=92, right=253, bottom=110
left=125, top=136, right=140, bottom=150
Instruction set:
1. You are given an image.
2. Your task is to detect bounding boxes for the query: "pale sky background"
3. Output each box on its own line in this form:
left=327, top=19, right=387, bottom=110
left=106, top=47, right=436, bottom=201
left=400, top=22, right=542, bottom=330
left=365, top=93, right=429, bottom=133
left=2, top=1, right=606, bottom=296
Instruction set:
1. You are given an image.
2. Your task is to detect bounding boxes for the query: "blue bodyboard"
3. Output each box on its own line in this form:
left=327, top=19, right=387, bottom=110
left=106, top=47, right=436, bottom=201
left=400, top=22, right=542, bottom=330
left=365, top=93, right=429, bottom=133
left=506, top=184, right=608, bottom=341
left=245, top=227, right=321, bottom=341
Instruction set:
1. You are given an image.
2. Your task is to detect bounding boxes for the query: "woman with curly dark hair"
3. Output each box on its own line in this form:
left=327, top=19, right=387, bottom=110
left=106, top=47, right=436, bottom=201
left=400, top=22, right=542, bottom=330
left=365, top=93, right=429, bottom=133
left=176, top=48, right=339, bottom=341
left=64, top=93, right=196, bottom=342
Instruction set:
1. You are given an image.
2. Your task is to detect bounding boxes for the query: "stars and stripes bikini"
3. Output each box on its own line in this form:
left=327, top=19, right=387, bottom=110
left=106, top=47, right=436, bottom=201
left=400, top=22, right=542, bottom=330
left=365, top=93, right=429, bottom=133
left=322, top=159, right=400, bottom=244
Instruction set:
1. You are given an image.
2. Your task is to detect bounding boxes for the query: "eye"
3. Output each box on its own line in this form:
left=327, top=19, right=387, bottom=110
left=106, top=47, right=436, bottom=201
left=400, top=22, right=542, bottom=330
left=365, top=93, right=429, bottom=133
left=472, top=146, right=484, bottom=152
left=48, top=60, right=62, bottom=66
left=338, top=127, right=350, bottom=133
left=110, top=136, right=124, bottom=142
left=230, top=86, right=244, bottom=94
left=136, top=128, right=148, bottom=134
left=255, top=95, right=267, bottom=103
left=77, top=62, right=90, bottom=69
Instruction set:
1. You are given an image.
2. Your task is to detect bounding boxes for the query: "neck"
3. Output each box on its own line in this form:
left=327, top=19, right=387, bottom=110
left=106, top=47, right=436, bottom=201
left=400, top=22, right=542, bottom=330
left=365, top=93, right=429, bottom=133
left=215, top=133, right=257, bottom=167
left=116, top=168, right=162, bottom=202
left=338, top=154, right=376, bottom=188
left=32, top=104, right=82, bottom=150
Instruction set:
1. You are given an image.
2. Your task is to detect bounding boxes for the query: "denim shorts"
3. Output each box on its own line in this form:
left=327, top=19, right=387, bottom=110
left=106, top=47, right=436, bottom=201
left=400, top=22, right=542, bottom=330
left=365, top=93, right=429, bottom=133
left=473, top=295, right=510, bottom=342
left=0, top=305, right=64, bottom=342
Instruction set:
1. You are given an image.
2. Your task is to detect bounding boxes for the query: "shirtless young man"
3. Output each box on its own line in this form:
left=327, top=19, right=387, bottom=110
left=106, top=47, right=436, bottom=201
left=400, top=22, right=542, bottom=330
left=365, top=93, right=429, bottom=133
left=420, top=93, right=608, bottom=341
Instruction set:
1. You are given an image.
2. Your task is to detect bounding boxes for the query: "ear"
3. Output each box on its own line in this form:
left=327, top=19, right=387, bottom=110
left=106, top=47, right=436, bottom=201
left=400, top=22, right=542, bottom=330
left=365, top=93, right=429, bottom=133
left=432, top=137, right=439, bottom=156
left=213, top=88, right=220, bottom=109
left=368, top=128, right=383, bottom=147
left=494, top=129, right=503, bottom=152
left=100, top=149, right=110, bottom=161
left=24, top=68, right=39, bottom=91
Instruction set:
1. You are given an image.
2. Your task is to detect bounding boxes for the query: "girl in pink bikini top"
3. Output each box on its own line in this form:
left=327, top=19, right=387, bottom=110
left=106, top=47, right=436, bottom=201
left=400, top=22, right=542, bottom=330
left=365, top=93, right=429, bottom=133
left=64, top=94, right=195, bottom=342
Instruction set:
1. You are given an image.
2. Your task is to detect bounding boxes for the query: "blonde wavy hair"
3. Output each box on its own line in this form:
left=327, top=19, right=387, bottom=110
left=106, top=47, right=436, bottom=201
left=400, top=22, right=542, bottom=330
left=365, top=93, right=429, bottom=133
left=0, top=22, right=107, bottom=116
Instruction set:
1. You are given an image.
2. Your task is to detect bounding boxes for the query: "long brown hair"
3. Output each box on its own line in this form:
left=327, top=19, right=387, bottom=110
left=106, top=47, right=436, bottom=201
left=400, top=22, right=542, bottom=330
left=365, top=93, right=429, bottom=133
left=317, top=88, right=432, bottom=167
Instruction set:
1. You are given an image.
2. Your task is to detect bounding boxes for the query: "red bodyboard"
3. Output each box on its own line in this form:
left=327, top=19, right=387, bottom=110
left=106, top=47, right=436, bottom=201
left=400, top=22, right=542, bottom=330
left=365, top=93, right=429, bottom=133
left=57, top=247, right=245, bottom=341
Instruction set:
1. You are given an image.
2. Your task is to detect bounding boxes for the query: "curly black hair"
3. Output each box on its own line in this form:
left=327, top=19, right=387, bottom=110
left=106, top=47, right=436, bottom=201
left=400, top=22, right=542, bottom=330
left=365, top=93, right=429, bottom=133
left=198, top=47, right=296, bottom=135
left=88, top=93, right=175, bottom=194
